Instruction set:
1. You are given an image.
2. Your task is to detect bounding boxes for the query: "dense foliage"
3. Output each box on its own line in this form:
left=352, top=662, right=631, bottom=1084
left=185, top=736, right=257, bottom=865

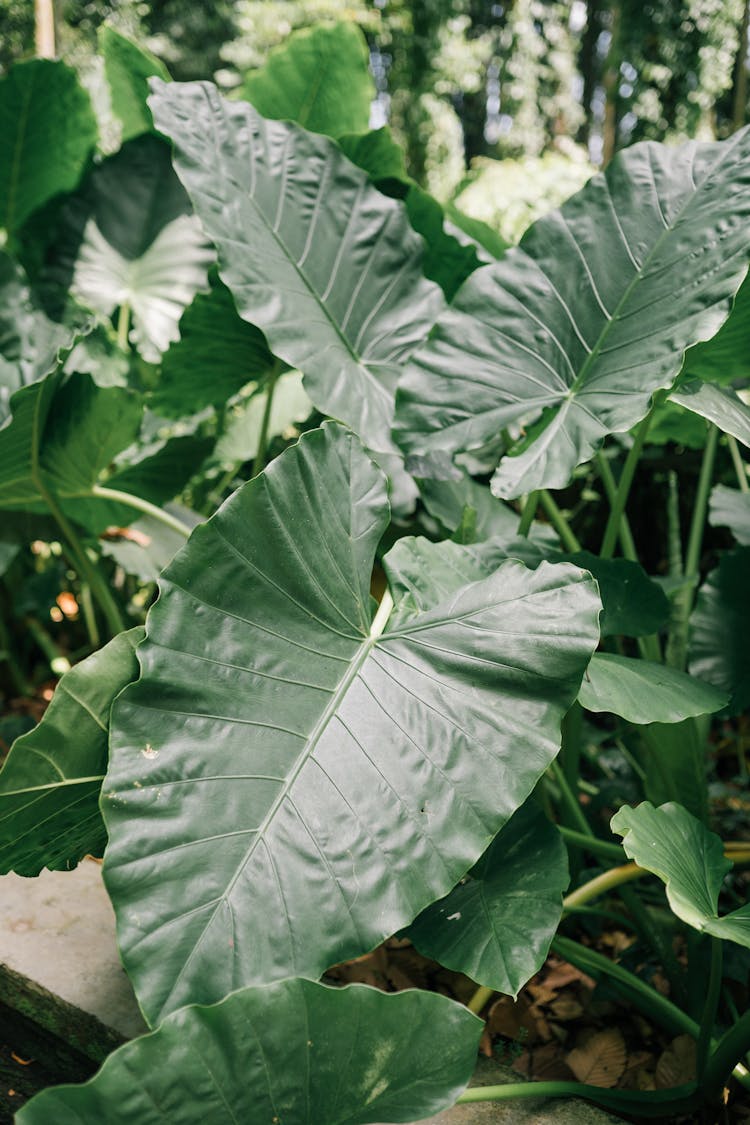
left=1, top=16, right=750, bottom=1123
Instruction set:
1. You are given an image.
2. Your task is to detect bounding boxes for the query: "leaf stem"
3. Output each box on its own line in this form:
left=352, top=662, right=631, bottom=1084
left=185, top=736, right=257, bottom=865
left=117, top=302, right=131, bottom=352
left=517, top=491, right=540, bottom=537
left=556, top=826, right=625, bottom=862
left=600, top=411, right=654, bottom=560
left=456, top=1079, right=701, bottom=1117
left=369, top=588, right=394, bottom=638
left=89, top=486, right=192, bottom=539
left=727, top=434, right=749, bottom=493
left=562, top=862, right=644, bottom=908
left=548, top=759, right=590, bottom=838
left=665, top=423, right=719, bottom=670
left=703, top=1006, right=750, bottom=1100
left=697, top=938, right=723, bottom=1079
left=538, top=491, right=581, bottom=552
left=251, top=361, right=283, bottom=479
left=467, top=986, right=494, bottom=1015
left=595, top=452, right=638, bottom=560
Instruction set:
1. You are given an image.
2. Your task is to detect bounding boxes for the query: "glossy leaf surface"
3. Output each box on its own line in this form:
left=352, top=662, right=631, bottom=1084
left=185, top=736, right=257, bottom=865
left=396, top=130, right=750, bottom=497
left=0, top=59, right=97, bottom=235
left=149, top=80, right=444, bottom=484
left=689, top=548, right=750, bottom=715
left=104, top=423, right=600, bottom=1023
left=18, top=979, right=481, bottom=1125
left=0, top=629, right=141, bottom=876
left=239, top=22, right=373, bottom=137
left=611, top=802, right=750, bottom=947
left=681, top=268, right=750, bottom=385
left=578, top=653, right=727, bottom=723
left=407, top=800, right=567, bottom=995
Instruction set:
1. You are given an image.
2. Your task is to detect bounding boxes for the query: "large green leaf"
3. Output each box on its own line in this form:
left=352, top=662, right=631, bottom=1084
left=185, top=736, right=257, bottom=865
left=0, top=372, right=146, bottom=533
left=239, top=21, right=373, bottom=138
left=689, top=548, right=750, bottom=716
left=395, top=130, right=750, bottom=498
left=149, top=80, right=444, bottom=504
left=18, top=979, right=481, bottom=1125
left=100, top=25, right=170, bottom=145
left=153, top=277, right=277, bottom=416
left=0, top=254, right=72, bottom=422
left=37, top=136, right=214, bottom=361
left=407, top=800, right=567, bottom=996
left=564, top=551, right=669, bottom=638
left=578, top=653, right=727, bottom=723
left=709, top=484, right=750, bottom=544
left=611, top=801, right=750, bottom=947
left=0, top=59, right=97, bottom=236
left=0, top=629, right=141, bottom=877
left=103, top=423, right=600, bottom=1023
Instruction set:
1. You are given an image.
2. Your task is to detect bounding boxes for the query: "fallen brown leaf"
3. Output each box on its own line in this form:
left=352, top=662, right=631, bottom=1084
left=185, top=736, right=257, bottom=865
left=566, top=1027, right=627, bottom=1088
left=655, top=1035, right=696, bottom=1089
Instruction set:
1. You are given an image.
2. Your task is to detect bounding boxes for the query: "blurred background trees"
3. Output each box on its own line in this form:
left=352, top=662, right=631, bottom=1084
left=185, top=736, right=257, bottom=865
left=8, top=0, right=750, bottom=236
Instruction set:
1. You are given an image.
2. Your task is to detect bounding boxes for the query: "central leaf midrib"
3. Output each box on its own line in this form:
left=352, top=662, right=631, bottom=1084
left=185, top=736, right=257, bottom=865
left=559, top=134, right=747, bottom=401
left=203, top=93, right=397, bottom=404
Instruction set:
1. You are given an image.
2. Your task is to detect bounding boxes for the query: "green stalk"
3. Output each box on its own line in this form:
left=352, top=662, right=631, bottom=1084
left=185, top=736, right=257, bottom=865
left=697, top=938, right=723, bottom=1079
left=38, top=483, right=124, bottom=637
left=456, top=1079, right=701, bottom=1117
left=600, top=411, right=654, bottom=560
left=517, top=490, right=540, bottom=537
left=24, top=616, right=71, bottom=676
left=538, top=491, right=581, bottom=552
left=548, top=759, right=590, bottom=838
left=728, top=434, right=749, bottom=493
left=117, top=302, right=131, bottom=352
left=665, top=423, right=719, bottom=671
left=704, top=1008, right=750, bottom=1100
left=595, top=452, right=638, bottom=560
left=251, top=362, right=282, bottom=480
left=562, top=862, right=644, bottom=908
left=556, top=826, right=625, bottom=863
left=89, top=486, right=192, bottom=539
left=78, top=583, right=100, bottom=651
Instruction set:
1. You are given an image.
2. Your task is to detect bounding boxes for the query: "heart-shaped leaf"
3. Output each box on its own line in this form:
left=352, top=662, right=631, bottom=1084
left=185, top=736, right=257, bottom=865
left=709, top=484, right=750, bottom=545
left=611, top=801, right=750, bottom=947
left=395, top=130, right=750, bottom=498
left=0, top=59, right=97, bottom=235
left=689, top=547, right=750, bottom=716
left=578, top=653, right=728, bottom=723
left=103, top=423, right=600, bottom=1023
left=239, top=21, right=374, bottom=138
left=149, top=80, right=444, bottom=502
left=407, top=799, right=568, bottom=996
left=0, top=628, right=141, bottom=876
left=36, top=136, right=214, bottom=361
left=17, top=979, right=481, bottom=1125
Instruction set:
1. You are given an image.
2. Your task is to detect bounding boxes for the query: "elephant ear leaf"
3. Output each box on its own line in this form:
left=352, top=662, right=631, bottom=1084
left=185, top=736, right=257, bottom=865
left=103, top=422, right=600, bottom=1025
left=611, top=802, right=750, bottom=948
left=17, top=980, right=482, bottom=1125
left=148, top=80, right=445, bottom=507
left=395, top=129, right=750, bottom=498
left=0, top=628, right=142, bottom=876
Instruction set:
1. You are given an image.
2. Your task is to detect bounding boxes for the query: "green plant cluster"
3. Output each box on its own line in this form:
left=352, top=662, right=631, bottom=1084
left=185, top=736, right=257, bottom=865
left=2, top=20, right=750, bottom=1123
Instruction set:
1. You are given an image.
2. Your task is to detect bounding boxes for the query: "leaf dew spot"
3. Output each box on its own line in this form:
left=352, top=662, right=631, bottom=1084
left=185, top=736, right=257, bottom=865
left=141, top=744, right=159, bottom=759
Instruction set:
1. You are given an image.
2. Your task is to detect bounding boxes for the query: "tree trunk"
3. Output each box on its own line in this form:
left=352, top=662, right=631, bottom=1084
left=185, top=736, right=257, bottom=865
left=34, top=0, right=55, bottom=58
left=733, top=0, right=750, bottom=133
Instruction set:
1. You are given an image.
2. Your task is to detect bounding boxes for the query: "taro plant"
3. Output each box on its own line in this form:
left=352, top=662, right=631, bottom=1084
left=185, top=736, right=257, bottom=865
left=2, top=20, right=750, bottom=1122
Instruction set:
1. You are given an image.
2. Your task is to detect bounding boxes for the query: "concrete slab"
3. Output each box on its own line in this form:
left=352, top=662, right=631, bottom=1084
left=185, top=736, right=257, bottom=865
left=0, top=859, right=147, bottom=1042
